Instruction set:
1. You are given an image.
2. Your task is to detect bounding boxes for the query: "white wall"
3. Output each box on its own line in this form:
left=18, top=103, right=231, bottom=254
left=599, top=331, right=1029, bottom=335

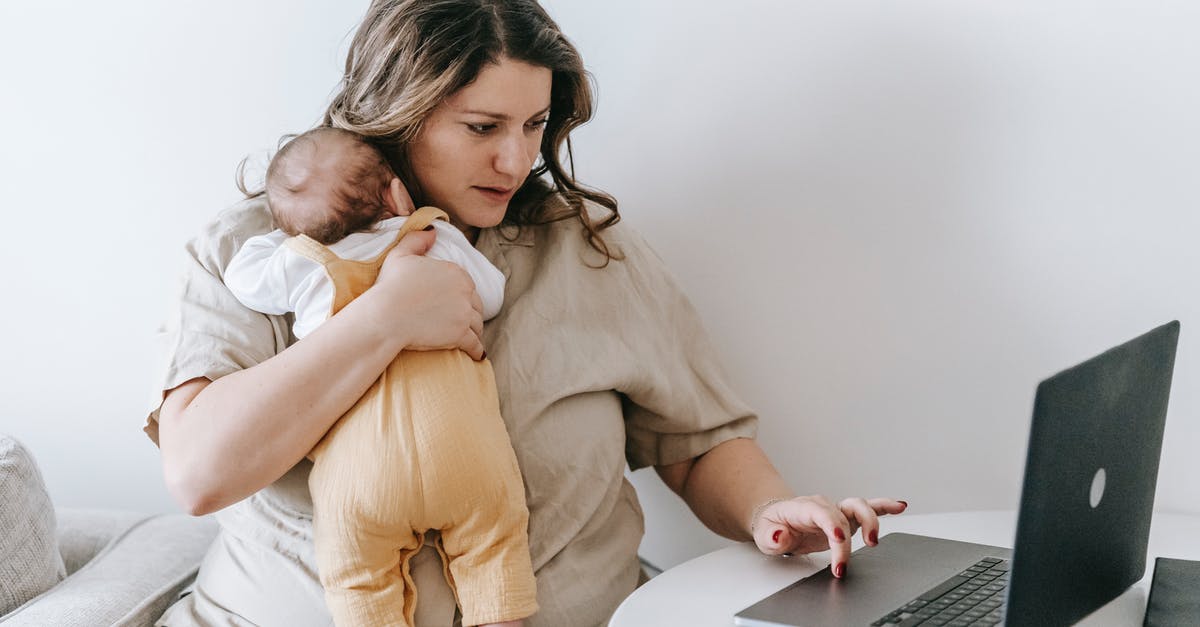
left=0, top=1, right=368, bottom=512
left=3, top=1, right=1197, bottom=573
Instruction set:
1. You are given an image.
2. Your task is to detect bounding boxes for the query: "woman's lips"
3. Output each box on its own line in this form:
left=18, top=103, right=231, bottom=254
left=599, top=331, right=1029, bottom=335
left=474, top=185, right=516, bottom=203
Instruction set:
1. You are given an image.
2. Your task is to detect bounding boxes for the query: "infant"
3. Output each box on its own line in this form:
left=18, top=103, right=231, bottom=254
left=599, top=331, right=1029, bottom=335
left=224, top=127, right=537, bottom=627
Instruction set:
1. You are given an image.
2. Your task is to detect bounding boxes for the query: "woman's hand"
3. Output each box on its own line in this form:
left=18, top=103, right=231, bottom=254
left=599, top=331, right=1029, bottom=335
left=370, top=229, right=486, bottom=360
left=751, top=496, right=908, bottom=578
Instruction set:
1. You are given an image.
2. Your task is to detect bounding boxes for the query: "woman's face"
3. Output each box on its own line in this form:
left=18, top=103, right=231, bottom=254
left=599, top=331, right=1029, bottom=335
left=408, top=57, right=553, bottom=239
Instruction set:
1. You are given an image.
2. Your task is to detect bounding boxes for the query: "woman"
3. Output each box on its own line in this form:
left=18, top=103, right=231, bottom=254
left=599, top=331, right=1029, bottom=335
left=151, top=1, right=906, bottom=625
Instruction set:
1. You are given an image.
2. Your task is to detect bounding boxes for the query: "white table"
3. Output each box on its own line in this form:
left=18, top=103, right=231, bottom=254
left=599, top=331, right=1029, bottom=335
left=610, top=510, right=1200, bottom=626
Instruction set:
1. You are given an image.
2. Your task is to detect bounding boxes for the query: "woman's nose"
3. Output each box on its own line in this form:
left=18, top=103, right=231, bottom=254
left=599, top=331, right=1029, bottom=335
left=493, top=132, right=534, bottom=178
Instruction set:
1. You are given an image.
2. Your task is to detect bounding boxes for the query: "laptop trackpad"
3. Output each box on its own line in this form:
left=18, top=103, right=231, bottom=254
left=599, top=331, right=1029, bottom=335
left=735, top=533, right=1013, bottom=626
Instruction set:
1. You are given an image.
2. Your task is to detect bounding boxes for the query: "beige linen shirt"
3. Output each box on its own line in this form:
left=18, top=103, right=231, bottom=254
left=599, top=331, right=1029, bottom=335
left=147, top=192, right=757, bottom=627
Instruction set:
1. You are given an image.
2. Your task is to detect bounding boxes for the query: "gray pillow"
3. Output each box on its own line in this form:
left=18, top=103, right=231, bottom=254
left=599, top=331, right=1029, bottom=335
left=0, top=435, right=66, bottom=615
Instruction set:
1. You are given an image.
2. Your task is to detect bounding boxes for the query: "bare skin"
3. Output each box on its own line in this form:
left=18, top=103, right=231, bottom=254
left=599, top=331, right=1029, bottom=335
left=656, top=437, right=906, bottom=578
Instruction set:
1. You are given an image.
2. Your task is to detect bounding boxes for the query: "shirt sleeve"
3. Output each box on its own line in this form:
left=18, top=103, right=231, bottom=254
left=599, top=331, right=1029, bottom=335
left=223, top=231, right=296, bottom=315
left=609, top=225, right=759, bottom=470
left=143, top=199, right=292, bottom=445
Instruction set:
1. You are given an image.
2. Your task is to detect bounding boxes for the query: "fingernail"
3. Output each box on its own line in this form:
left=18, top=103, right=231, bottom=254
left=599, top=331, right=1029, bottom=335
left=834, top=562, right=845, bottom=578
left=899, top=500, right=909, bottom=508
left=482, top=351, right=488, bottom=360
left=834, top=527, right=845, bottom=542
left=772, top=529, right=782, bottom=544
left=869, top=530, right=878, bottom=544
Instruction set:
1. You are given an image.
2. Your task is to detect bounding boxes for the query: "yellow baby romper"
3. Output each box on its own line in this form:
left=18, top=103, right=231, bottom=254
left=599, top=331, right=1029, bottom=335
left=292, top=207, right=539, bottom=627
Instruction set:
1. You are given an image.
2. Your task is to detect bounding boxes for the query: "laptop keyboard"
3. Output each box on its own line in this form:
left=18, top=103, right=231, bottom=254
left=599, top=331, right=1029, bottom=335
left=870, top=557, right=1009, bottom=626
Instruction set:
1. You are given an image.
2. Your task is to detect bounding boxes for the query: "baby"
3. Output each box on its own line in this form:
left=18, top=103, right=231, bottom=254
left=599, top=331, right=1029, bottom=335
left=224, top=127, right=537, bottom=627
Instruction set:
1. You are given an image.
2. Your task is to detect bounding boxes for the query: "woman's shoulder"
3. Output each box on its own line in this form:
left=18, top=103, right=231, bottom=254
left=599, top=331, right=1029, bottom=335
left=533, top=192, right=648, bottom=259
left=187, top=195, right=276, bottom=273
left=507, top=192, right=683, bottom=298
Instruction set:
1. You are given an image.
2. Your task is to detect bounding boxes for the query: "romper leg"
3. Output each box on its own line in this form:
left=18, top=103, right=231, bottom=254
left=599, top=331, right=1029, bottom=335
left=435, top=451, right=539, bottom=626
left=308, top=368, right=425, bottom=627
left=402, top=352, right=538, bottom=626
left=310, top=465, right=424, bottom=627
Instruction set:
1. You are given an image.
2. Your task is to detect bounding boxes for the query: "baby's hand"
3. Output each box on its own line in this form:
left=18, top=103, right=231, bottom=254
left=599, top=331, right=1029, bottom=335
left=386, top=177, right=415, bottom=217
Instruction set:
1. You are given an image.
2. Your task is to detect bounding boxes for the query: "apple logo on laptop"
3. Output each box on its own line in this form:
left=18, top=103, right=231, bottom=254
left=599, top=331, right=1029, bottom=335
left=1090, top=468, right=1106, bottom=508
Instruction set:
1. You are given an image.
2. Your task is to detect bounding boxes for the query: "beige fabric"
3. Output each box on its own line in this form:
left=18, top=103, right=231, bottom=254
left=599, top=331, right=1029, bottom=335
left=293, top=207, right=537, bottom=626
left=149, top=191, right=757, bottom=627
left=0, top=435, right=66, bottom=615
left=3, top=511, right=217, bottom=627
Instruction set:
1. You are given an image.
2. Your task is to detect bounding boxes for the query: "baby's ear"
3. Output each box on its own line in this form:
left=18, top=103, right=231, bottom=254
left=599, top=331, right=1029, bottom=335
left=385, top=177, right=415, bottom=217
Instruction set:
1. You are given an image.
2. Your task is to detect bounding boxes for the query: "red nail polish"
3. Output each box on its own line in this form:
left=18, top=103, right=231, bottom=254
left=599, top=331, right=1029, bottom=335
left=899, top=500, right=908, bottom=508
left=482, top=351, right=488, bottom=360
left=772, top=529, right=782, bottom=544
left=834, top=527, right=846, bottom=542
left=835, top=563, right=845, bottom=578
left=869, top=530, right=878, bottom=544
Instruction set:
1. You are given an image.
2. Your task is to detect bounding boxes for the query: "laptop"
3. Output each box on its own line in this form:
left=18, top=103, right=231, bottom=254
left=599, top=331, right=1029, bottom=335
left=734, top=321, right=1180, bottom=626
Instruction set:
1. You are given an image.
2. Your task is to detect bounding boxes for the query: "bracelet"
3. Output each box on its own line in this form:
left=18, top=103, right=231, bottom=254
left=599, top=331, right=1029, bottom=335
left=749, top=497, right=789, bottom=535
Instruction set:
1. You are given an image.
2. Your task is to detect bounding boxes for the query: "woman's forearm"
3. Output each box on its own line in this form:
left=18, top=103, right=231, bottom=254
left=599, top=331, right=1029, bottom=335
left=657, top=438, right=795, bottom=541
left=159, top=287, right=411, bottom=515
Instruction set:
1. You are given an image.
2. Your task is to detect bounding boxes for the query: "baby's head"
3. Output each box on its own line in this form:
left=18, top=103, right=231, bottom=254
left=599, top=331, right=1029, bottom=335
left=265, top=127, right=401, bottom=244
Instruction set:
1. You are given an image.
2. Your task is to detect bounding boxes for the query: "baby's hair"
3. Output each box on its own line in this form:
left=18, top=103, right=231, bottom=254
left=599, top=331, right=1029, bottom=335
left=239, top=127, right=397, bottom=245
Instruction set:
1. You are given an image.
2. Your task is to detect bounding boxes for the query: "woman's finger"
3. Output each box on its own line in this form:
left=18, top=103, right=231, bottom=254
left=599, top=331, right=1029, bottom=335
left=468, top=291, right=485, bottom=343
left=839, top=497, right=881, bottom=546
left=389, top=229, right=435, bottom=257
left=752, top=500, right=792, bottom=555
left=806, top=502, right=853, bottom=578
left=865, top=497, right=909, bottom=516
left=460, top=329, right=485, bottom=361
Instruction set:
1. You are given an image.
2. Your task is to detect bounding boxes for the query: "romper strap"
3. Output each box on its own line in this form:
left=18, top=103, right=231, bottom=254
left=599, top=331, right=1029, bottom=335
left=281, top=206, right=450, bottom=267
left=284, top=234, right=341, bottom=265
left=372, top=206, right=452, bottom=262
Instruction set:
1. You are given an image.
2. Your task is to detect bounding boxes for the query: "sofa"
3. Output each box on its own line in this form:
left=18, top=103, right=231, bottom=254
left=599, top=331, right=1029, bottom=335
left=0, top=436, right=217, bottom=626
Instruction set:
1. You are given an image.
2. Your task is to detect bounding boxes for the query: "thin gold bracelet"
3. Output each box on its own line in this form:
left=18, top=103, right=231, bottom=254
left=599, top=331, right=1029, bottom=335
left=749, top=497, right=789, bottom=535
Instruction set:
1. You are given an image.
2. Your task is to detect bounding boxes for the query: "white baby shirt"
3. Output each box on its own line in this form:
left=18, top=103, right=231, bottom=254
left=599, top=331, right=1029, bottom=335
left=224, top=216, right=506, bottom=338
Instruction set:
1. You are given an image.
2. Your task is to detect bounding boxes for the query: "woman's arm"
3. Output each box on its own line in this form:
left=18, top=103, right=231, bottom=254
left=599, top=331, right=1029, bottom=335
left=159, top=231, right=484, bottom=515
left=656, top=437, right=906, bottom=578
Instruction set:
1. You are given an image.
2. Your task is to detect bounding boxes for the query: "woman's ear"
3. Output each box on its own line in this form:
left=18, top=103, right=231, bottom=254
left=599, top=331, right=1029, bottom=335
left=384, top=177, right=415, bottom=217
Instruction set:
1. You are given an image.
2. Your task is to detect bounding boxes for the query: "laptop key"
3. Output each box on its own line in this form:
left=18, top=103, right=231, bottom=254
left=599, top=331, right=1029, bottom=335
left=917, top=575, right=971, bottom=602
left=878, top=558, right=1012, bottom=627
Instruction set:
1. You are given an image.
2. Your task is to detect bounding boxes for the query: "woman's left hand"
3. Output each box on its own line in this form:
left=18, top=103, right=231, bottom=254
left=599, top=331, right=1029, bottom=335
left=751, top=496, right=908, bottom=578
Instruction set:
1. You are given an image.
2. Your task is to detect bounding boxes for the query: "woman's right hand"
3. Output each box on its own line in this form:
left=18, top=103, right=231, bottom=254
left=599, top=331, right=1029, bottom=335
left=161, top=213, right=480, bottom=516
left=370, top=229, right=486, bottom=360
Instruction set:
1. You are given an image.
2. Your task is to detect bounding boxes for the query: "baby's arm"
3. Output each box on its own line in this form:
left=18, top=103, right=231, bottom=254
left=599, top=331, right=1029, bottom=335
left=224, top=231, right=302, bottom=315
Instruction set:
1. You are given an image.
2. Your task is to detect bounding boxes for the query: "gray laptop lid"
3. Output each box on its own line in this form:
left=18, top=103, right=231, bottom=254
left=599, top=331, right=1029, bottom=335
left=1006, top=320, right=1179, bottom=625
left=734, top=321, right=1180, bottom=626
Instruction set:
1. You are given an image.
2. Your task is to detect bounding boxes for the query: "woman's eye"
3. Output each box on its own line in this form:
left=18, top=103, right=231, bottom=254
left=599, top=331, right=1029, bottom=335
left=527, top=118, right=549, bottom=130
left=467, top=123, right=495, bottom=135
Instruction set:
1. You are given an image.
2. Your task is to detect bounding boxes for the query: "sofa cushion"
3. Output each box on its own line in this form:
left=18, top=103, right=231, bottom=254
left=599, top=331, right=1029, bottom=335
left=0, top=513, right=218, bottom=626
left=0, top=435, right=66, bottom=615
left=56, top=508, right=152, bottom=576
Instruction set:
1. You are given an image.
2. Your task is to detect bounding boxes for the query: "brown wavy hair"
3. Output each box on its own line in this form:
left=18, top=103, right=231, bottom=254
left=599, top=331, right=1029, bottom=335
left=324, top=0, right=621, bottom=261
